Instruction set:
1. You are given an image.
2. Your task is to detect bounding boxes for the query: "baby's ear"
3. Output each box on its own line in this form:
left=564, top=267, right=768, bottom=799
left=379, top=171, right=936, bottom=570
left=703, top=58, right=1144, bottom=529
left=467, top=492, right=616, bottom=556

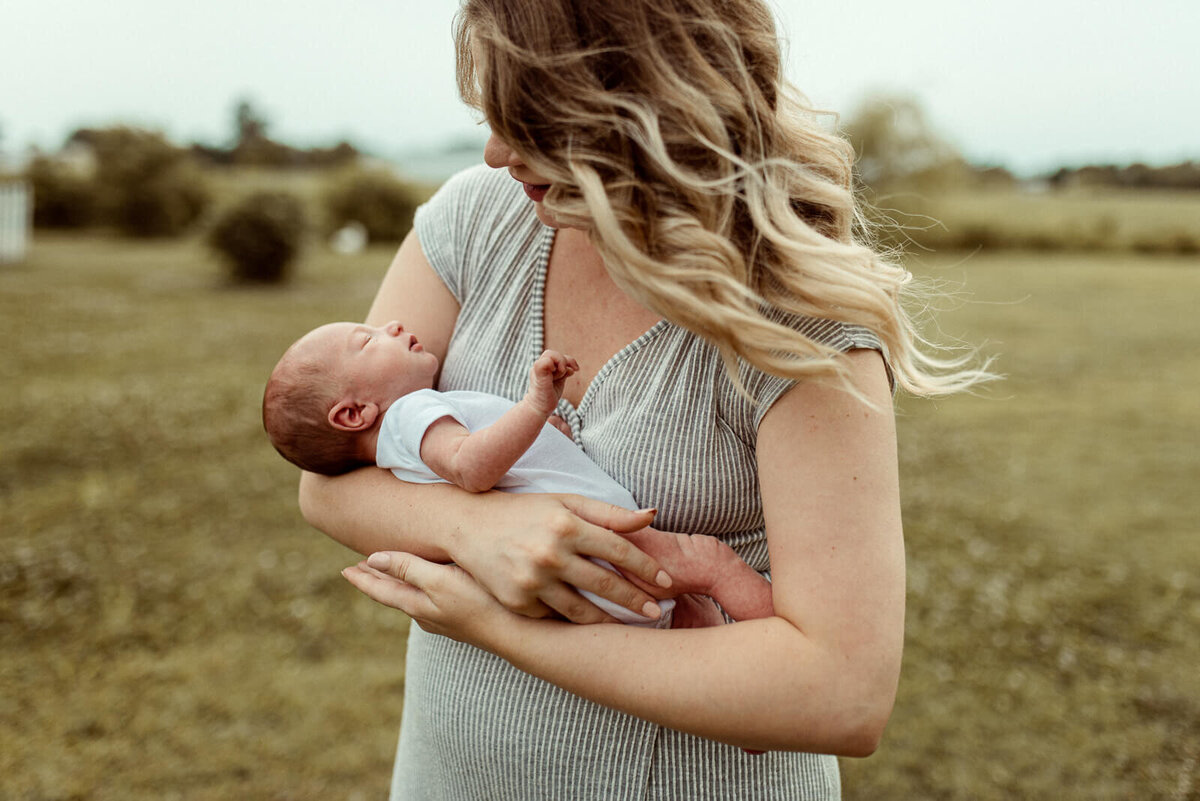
left=328, top=400, right=380, bottom=432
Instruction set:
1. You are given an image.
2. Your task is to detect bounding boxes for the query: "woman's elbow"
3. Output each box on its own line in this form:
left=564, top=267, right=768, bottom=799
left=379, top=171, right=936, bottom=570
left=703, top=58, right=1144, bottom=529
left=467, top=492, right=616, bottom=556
left=770, top=691, right=893, bottom=757
left=837, top=677, right=899, bottom=758
left=839, top=711, right=890, bottom=758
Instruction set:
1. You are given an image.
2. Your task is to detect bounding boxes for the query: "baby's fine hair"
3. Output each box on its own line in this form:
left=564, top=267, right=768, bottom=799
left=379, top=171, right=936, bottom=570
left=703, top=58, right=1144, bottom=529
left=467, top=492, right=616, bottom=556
left=262, top=342, right=370, bottom=476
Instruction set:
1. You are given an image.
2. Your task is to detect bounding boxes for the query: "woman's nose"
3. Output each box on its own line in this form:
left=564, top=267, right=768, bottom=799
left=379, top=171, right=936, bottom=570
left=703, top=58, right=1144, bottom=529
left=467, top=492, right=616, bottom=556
left=483, top=133, right=521, bottom=169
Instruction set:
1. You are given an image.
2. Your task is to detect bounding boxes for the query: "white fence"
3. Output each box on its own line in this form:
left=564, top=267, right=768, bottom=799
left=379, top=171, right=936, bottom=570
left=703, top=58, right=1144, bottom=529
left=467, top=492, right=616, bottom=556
left=0, top=181, right=31, bottom=264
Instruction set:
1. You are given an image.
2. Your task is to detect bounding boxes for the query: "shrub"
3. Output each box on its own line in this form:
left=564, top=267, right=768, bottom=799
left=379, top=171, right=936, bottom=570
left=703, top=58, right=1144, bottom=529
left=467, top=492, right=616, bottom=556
left=115, top=162, right=211, bottom=237
left=323, top=169, right=423, bottom=243
left=26, top=156, right=100, bottom=228
left=68, top=126, right=212, bottom=237
left=208, top=191, right=306, bottom=284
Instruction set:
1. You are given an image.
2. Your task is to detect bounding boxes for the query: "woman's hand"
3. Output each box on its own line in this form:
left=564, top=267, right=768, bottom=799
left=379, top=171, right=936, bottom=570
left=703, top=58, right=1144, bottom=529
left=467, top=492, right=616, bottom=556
left=343, top=553, right=519, bottom=650
left=449, top=492, right=672, bottom=625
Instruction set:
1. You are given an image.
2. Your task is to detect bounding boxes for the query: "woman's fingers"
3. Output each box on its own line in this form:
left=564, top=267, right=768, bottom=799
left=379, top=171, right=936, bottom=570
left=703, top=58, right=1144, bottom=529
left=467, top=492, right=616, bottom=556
left=555, top=556, right=665, bottom=622
left=536, top=580, right=620, bottom=625
left=341, top=559, right=430, bottom=616
left=345, top=552, right=521, bottom=647
left=554, top=495, right=672, bottom=588
left=557, top=494, right=657, bottom=533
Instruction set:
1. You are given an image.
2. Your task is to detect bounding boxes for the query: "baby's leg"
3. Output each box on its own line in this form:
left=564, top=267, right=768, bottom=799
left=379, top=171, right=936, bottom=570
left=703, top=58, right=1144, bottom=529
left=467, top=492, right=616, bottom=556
left=623, top=529, right=773, bottom=621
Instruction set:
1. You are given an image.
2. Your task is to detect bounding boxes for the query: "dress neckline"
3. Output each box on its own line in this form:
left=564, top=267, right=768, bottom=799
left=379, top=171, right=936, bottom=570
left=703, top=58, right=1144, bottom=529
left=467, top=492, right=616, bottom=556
left=530, top=226, right=668, bottom=417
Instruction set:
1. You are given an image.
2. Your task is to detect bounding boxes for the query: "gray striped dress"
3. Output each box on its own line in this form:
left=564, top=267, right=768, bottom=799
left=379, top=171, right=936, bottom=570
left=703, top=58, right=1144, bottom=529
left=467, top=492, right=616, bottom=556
left=390, top=165, right=883, bottom=801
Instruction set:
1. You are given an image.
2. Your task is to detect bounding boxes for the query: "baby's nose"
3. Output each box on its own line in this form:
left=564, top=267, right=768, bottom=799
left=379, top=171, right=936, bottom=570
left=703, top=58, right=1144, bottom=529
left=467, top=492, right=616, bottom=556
left=385, top=321, right=404, bottom=335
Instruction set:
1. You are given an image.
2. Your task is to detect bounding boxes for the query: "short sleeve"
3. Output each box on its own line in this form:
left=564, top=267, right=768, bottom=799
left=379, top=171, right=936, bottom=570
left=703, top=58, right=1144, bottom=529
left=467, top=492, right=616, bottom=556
left=375, top=390, right=467, bottom=485
left=412, top=164, right=537, bottom=305
left=743, top=316, right=891, bottom=431
left=412, top=169, right=475, bottom=303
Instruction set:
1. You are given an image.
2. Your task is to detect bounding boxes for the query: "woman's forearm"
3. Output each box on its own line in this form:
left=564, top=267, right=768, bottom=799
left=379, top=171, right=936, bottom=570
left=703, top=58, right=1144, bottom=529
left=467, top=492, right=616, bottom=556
left=489, top=612, right=898, bottom=755
left=302, top=470, right=671, bottom=623
left=298, top=468, right=462, bottom=559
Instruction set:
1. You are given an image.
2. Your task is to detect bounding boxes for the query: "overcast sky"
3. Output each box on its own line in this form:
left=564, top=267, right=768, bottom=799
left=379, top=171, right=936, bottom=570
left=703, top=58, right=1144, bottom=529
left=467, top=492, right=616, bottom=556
left=3, top=0, right=1197, bottom=176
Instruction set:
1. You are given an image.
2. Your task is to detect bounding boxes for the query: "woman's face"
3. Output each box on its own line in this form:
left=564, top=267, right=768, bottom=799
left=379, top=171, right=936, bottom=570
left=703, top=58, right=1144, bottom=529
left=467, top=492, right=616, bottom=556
left=483, top=132, right=562, bottom=228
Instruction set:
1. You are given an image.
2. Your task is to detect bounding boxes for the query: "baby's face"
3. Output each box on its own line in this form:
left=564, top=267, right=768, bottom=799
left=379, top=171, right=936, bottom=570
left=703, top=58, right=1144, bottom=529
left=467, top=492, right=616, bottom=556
left=301, top=321, right=439, bottom=405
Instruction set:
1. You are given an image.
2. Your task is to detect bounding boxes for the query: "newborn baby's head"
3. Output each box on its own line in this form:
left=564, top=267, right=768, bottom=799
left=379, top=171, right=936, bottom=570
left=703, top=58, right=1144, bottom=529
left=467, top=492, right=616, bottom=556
left=263, top=321, right=438, bottom=474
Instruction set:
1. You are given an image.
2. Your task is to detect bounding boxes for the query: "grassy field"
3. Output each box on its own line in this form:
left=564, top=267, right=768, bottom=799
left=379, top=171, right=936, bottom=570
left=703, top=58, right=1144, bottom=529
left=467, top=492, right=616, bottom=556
left=2, top=231, right=1198, bottom=799
left=879, top=186, right=1200, bottom=254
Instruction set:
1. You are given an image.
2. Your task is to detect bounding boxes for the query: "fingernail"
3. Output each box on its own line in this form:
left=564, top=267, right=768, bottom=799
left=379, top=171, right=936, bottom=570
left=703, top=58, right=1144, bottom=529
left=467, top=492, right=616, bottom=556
left=655, top=571, right=673, bottom=588
left=366, top=552, right=391, bottom=570
left=636, top=507, right=658, bottom=515
left=340, top=568, right=351, bottom=579
left=642, top=601, right=662, bottom=619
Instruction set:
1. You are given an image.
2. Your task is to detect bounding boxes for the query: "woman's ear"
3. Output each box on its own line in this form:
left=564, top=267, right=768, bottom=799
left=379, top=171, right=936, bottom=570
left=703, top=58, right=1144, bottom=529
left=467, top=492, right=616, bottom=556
left=328, top=400, right=381, bottom=432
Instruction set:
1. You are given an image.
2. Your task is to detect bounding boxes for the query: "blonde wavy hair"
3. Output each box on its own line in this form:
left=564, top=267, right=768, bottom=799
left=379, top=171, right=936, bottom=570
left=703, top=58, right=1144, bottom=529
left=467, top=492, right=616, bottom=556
left=455, top=0, right=993, bottom=396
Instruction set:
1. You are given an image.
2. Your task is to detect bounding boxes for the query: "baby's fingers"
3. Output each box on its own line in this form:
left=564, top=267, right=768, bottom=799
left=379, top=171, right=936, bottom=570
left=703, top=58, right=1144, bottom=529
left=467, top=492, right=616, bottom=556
left=557, top=355, right=579, bottom=379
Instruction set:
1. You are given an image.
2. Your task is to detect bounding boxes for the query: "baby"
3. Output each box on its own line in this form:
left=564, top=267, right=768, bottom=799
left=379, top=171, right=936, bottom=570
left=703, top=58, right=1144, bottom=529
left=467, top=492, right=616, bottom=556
left=263, top=320, right=773, bottom=626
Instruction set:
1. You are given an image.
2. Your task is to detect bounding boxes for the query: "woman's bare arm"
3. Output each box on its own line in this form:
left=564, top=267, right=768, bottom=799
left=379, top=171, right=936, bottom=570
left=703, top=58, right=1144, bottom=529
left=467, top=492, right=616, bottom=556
left=297, top=231, right=669, bottom=622
left=345, top=348, right=905, bottom=754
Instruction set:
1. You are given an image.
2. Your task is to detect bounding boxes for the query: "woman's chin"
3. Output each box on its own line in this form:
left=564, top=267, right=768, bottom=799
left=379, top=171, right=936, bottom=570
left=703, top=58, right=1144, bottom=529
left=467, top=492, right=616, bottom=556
left=534, top=203, right=564, bottom=229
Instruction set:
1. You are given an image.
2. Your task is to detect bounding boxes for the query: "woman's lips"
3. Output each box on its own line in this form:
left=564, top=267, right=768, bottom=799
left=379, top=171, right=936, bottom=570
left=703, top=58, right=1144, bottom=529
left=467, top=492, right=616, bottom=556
left=522, top=182, right=550, bottom=203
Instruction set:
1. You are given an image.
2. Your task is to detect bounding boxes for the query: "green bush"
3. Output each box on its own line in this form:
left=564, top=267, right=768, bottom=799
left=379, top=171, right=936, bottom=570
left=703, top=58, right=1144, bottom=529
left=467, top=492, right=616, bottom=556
left=115, top=162, right=211, bottom=237
left=323, top=169, right=423, bottom=243
left=66, top=127, right=211, bottom=237
left=208, top=191, right=306, bottom=283
left=26, top=156, right=100, bottom=228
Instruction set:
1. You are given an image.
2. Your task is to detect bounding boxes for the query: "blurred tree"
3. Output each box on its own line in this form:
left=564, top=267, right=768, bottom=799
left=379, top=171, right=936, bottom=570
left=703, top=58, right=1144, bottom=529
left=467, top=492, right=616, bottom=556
left=234, top=99, right=269, bottom=147
left=189, top=98, right=360, bottom=169
left=60, top=126, right=210, bottom=236
left=842, top=93, right=967, bottom=190
left=26, top=156, right=99, bottom=228
left=231, top=98, right=286, bottom=166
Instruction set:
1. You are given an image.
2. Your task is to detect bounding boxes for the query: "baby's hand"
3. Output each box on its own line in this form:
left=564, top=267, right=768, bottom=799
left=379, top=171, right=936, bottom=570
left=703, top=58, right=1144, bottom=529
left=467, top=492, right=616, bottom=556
left=525, top=349, right=579, bottom=417
left=547, top=414, right=574, bottom=440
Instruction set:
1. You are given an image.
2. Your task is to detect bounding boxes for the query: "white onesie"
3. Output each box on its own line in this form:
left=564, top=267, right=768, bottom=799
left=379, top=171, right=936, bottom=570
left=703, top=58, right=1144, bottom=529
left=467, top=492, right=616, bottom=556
left=376, top=388, right=673, bottom=626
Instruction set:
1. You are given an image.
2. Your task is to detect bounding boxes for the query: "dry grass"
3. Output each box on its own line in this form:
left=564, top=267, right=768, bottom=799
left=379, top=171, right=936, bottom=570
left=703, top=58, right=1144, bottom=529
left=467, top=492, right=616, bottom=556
left=841, top=249, right=1200, bottom=799
left=2, top=234, right=409, bottom=800
left=2, top=230, right=1198, bottom=799
left=878, top=187, right=1200, bottom=254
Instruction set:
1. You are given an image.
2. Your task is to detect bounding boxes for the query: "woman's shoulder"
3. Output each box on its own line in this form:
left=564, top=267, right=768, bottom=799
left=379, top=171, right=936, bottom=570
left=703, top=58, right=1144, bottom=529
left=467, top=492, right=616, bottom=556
left=712, top=312, right=889, bottom=434
left=415, top=164, right=526, bottom=231
left=412, top=164, right=543, bottom=303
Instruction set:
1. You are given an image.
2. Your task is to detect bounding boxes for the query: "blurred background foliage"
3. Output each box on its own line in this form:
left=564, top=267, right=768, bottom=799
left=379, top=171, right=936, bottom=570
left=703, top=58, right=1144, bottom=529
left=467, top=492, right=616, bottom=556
left=208, top=191, right=308, bottom=284
left=2, top=95, right=1199, bottom=799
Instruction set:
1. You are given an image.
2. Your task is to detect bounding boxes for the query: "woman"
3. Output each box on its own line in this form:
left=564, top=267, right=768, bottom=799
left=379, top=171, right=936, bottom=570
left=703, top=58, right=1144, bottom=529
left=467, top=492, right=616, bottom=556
left=304, top=1, right=990, bottom=798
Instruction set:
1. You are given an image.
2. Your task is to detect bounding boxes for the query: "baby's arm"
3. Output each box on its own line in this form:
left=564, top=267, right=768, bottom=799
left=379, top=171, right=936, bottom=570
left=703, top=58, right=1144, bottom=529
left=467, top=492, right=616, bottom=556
left=622, top=528, right=775, bottom=622
left=419, top=350, right=578, bottom=493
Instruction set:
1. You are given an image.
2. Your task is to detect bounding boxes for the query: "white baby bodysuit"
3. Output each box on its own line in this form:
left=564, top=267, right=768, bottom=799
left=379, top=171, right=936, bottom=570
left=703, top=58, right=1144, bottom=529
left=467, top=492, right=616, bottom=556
left=376, top=388, right=673, bottom=626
